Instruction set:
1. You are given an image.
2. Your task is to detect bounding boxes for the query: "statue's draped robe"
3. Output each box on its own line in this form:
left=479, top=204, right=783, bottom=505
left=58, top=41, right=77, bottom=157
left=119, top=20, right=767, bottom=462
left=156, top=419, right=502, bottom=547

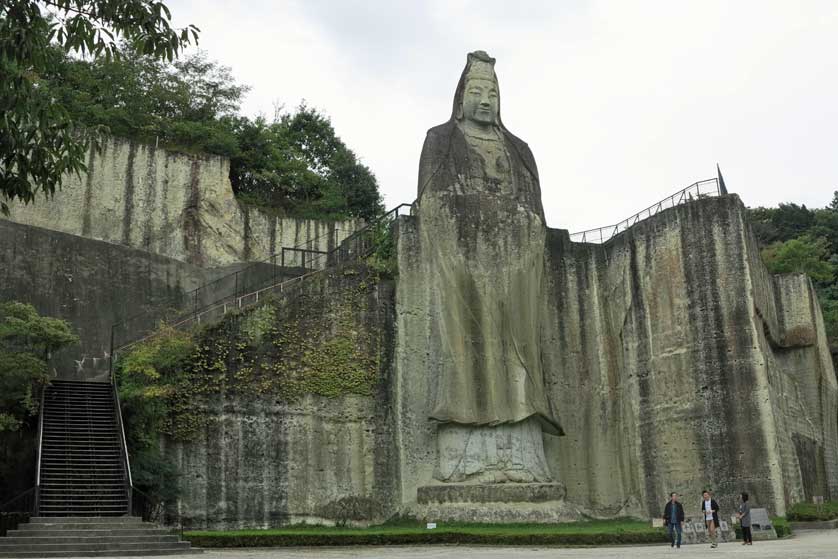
left=417, top=120, right=563, bottom=482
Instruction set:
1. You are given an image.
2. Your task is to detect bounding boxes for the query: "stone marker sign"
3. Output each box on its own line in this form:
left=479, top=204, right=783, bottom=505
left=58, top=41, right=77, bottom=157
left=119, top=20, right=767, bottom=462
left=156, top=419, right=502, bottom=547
left=750, top=508, right=772, bottom=530
left=749, top=508, right=777, bottom=540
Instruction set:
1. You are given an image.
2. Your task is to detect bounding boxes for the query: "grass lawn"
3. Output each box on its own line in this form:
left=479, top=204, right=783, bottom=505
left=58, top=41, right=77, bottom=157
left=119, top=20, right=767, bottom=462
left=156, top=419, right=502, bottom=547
left=184, top=518, right=669, bottom=547
left=786, top=500, right=838, bottom=522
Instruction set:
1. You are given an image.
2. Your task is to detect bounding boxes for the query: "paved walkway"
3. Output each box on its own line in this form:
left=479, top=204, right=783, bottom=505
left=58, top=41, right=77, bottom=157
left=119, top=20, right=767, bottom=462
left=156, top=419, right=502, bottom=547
left=150, top=530, right=838, bottom=559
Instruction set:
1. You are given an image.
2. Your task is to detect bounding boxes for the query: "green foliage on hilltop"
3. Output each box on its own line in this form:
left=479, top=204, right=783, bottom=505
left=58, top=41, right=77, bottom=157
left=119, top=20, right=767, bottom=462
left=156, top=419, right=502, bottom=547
left=0, top=0, right=199, bottom=215
left=44, top=46, right=245, bottom=157
left=31, top=39, right=382, bottom=221
left=230, top=105, right=382, bottom=220
left=749, top=193, right=838, bottom=345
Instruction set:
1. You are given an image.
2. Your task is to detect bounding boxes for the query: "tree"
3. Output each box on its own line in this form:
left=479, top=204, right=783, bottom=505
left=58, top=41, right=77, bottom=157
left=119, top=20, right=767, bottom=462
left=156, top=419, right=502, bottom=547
left=750, top=195, right=838, bottom=348
left=0, top=302, right=78, bottom=432
left=43, top=44, right=246, bottom=156
left=0, top=0, right=199, bottom=214
left=761, top=236, right=834, bottom=284
left=231, top=104, right=383, bottom=220
left=771, top=203, right=815, bottom=240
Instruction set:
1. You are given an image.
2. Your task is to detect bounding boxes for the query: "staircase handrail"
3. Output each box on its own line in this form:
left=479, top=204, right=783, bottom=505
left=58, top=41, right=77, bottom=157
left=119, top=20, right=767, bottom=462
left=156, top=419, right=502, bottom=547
left=111, top=227, right=348, bottom=330
left=0, top=486, right=37, bottom=512
left=112, top=382, right=133, bottom=515
left=130, top=484, right=183, bottom=534
left=110, top=203, right=415, bottom=358
left=34, top=386, right=45, bottom=515
left=0, top=486, right=37, bottom=537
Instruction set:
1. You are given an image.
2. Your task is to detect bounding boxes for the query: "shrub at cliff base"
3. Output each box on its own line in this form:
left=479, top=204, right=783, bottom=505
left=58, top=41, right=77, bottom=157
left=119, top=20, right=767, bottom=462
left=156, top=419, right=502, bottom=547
left=185, top=519, right=668, bottom=548
left=786, top=501, right=838, bottom=522
left=0, top=302, right=78, bottom=501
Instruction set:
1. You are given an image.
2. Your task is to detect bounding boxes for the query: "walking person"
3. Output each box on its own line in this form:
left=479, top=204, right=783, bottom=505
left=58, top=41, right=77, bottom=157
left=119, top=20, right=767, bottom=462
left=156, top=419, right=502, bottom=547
left=700, top=490, right=721, bottom=548
left=737, top=492, right=753, bottom=546
left=663, top=492, right=685, bottom=549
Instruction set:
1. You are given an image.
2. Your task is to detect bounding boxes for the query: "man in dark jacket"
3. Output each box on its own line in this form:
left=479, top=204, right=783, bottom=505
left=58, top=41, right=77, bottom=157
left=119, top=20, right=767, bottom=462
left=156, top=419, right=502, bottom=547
left=700, top=490, right=721, bottom=548
left=663, top=492, right=685, bottom=548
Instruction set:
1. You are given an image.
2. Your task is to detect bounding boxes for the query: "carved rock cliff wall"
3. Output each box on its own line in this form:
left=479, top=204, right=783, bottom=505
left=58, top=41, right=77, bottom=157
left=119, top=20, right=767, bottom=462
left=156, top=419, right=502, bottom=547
left=395, top=194, right=837, bottom=519
left=0, top=219, right=217, bottom=381
left=3, top=137, right=362, bottom=267
left=160, top=267, right=399, bottom=529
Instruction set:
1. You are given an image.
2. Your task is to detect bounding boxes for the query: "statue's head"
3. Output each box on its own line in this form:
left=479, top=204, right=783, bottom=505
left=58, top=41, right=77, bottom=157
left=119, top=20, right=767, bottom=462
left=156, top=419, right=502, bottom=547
left=452, top=51, right=502, bottom=128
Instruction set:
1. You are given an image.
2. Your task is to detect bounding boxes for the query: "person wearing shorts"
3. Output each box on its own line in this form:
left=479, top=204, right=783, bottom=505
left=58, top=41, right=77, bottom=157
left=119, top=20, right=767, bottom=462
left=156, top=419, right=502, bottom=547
left=700, top=490, right=720, bottom=548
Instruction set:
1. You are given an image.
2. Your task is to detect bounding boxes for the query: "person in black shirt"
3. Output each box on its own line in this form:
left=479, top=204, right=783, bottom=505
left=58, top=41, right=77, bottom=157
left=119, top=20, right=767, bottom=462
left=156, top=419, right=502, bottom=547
left=663, top=492, right=685, bottom=548
left=736, top=492, right=753, bottom=545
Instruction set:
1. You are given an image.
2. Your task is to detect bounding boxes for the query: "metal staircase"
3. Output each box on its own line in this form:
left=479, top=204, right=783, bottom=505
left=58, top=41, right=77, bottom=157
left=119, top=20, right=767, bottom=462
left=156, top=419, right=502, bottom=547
left=39, top=380, right=128, bottom=516
left=0, top=380, right=198, bottom=556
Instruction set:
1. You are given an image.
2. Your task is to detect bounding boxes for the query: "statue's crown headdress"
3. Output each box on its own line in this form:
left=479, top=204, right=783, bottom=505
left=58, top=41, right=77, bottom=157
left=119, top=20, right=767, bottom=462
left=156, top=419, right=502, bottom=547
left=466, top=51, right=496, bottom=81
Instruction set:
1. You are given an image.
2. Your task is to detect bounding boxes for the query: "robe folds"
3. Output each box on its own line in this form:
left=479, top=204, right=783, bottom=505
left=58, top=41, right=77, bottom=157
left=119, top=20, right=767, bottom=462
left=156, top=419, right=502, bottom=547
left=416, top=120, right=563, bottom=437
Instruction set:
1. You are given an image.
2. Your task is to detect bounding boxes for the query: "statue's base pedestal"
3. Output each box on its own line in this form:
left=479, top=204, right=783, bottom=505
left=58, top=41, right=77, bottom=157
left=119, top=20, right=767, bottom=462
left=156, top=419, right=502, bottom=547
left=418, top=482, right=566, bottom=504
left=410, top=483, right=580, bottom=523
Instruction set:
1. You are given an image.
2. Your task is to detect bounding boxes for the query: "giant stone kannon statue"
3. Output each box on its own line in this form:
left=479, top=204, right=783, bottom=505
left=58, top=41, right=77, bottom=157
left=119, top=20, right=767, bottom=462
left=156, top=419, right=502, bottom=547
left=417, top=51, right=564, bottom=484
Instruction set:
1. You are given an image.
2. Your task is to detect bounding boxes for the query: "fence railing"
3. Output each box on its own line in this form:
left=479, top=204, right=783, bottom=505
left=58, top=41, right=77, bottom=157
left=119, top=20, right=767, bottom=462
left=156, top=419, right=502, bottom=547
left=110, top=203, right=413, bottom=370
left=569, top=177, right=721, bottom=244
left=0, top=486, right=37, bottom=536
left=108, top=227, right=350, bottom=371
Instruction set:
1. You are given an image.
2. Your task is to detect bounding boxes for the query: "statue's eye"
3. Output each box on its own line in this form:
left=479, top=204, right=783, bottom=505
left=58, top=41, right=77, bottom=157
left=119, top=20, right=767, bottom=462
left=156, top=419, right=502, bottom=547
left=468, top=88, right=482, bottom=95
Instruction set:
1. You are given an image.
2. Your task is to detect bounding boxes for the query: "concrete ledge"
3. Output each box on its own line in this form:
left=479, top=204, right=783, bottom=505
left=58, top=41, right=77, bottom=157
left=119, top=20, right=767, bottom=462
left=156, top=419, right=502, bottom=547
left=417, top=483, right=566, bottom=504
left=790, top=519, right=838, bottom=530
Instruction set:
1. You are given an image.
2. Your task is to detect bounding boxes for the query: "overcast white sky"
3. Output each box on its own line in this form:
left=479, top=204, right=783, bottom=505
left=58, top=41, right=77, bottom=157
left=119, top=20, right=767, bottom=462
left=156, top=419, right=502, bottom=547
left=167, top=0, right=837, bottom=231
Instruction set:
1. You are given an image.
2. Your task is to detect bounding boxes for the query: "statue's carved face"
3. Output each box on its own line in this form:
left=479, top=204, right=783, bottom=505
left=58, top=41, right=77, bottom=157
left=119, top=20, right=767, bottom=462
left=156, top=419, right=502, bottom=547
left=462, top=77, right=499, bottom=126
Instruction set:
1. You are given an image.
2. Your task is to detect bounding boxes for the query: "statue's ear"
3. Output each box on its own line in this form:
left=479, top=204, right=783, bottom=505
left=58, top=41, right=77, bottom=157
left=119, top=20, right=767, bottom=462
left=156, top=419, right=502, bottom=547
left=455, top=102, right=463, bottom=120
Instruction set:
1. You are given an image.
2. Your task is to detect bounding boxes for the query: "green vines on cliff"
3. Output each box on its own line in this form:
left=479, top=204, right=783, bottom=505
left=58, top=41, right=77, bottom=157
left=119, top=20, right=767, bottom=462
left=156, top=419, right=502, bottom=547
left=365, top=219, right=398, bottom=278
left=116, top=265, right=384, bottom=497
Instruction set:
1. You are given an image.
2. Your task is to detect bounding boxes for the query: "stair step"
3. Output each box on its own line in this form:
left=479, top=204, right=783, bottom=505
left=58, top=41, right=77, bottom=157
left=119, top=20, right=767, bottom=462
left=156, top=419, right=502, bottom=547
left=0, top=541, right=192, bottom=552
left=8, top=528, right=171, bottom=537
left=41, top=476, right=125, bottom=481
left=42, top=445, right=119, bottom=450
left=44, top=408, right=114, bottom=411
left=43, top=420, right=115, bottom=424
left=41, top=472, right=123, bottom=476
left=44, top=412, right=113, bottom=415
left=0, top=535, right=180, bottom=544
left=39, top=499, right=128, bottom=505
left=41, top=476, right=125, bottom=480
left=40, top=488, right=126, bottom=493
left=42, top=427, right=117, bottom=431
left=0, top=549, right=200, bottom=557
left=22, top=519, right=142, bottom=528
left=39, top=507, right=128, bottom=512
left=42, top=437, right=119, bottom=441
left=41, top=458, right=122, bottom=462
left=40, top=498, right=128, bottom=503
left=41, top=453, right=121, bottom=457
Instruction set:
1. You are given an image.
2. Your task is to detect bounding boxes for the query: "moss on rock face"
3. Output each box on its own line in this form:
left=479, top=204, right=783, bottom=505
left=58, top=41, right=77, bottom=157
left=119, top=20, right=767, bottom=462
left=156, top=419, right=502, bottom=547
left=119, top=263, right=386, bottom=445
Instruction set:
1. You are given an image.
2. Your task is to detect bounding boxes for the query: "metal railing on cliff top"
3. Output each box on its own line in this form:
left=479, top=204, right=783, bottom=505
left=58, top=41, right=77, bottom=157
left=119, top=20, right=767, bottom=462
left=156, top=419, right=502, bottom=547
left=109, top=203, right=414, bottom=371
left=569, top=175, right=726, bottom=244
left=110, top=169, right=729, bottom=363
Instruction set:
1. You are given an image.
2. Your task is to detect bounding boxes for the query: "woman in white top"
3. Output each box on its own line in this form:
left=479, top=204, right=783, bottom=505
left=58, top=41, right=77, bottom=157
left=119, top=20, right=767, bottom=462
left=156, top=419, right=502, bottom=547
left=700, top=490, right=720, bottom=548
